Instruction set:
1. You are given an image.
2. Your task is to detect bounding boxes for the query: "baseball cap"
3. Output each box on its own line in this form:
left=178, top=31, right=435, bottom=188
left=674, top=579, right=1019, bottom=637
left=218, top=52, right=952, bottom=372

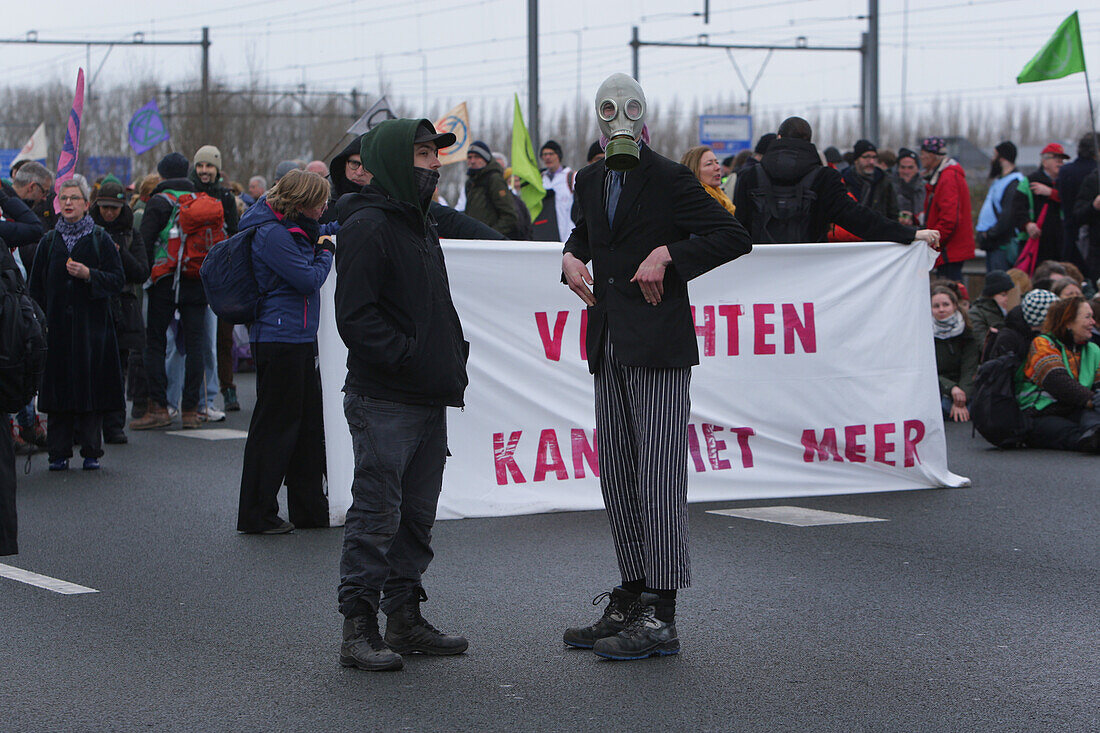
left=413, top=120, right=456, bottom=150
left=1040, top=143, right=1069, bottom=159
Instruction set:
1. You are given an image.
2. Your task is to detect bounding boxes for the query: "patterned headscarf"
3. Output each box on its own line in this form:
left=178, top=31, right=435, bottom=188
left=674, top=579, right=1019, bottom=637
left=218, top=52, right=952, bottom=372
left=1021, top=289, right=1057, bottom=328
left=920, top=136, right=947, bottom=156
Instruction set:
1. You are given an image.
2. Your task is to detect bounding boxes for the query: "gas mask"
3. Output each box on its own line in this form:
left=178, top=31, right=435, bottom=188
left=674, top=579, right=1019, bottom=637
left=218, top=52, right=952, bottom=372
left=595, top=73, right=646, bottom=171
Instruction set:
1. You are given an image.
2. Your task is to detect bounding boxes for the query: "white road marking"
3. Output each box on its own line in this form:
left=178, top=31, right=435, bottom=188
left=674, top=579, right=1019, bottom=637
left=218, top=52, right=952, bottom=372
left=0, top=563, right=99, bottom=594
left=706, top=506, right=888, bottom=527
left=167, top=428, right=249, bottom=440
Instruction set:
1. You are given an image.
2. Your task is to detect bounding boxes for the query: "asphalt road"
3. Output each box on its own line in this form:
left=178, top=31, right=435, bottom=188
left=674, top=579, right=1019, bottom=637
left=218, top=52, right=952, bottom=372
left=2, top=373, right=1097, bottom=732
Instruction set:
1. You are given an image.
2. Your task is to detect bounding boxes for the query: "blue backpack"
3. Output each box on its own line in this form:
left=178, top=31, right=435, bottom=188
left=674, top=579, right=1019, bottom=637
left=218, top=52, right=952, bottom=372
left=199, top=228, right=261, bottom=324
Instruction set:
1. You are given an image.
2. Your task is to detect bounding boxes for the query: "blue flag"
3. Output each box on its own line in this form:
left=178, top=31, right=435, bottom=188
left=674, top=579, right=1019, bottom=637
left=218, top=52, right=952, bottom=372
left=127, top=99, right=170, bottom=155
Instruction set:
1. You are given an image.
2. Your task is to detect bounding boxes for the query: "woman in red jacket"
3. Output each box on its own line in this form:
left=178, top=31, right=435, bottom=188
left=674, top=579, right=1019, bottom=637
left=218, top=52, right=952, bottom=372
left=920, top=137, right=975, bottom=282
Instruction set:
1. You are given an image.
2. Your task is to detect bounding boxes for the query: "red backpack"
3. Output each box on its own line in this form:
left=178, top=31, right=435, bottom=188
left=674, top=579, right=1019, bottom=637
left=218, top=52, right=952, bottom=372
left=150, top=191, right=227, bottom=283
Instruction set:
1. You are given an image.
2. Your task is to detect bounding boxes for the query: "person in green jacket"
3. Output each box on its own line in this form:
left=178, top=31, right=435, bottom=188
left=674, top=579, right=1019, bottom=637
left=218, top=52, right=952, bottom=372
left=968, top=270, right=1019, bottom=357
left=463, top=140, right=518, bottom=238
left=932, top=285, right=980, bottom=422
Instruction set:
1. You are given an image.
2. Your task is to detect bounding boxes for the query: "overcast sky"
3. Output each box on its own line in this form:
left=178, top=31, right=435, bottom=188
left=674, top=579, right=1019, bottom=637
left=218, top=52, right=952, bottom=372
left=3, top=0, right=1097, bottom=125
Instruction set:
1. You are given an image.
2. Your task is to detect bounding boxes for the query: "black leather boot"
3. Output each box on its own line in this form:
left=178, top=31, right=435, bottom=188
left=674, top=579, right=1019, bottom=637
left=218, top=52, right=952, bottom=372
left=340, top=612, right=404, bottom=671
left=384, top=588, right=468, bottom=656
left=592, top=592, right=679, bottom=660
left=563, top=586, right=639, bottom=649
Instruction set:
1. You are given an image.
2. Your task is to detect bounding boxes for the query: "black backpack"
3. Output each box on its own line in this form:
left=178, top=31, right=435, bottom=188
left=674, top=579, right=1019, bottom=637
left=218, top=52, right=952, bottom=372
left=970, top=352, right=1028, bottom=448
left=199, top=228, right=261, bottom=324
left=0, top=249, right=47, bottom=413
left=749, top=166, right=821, bottom=244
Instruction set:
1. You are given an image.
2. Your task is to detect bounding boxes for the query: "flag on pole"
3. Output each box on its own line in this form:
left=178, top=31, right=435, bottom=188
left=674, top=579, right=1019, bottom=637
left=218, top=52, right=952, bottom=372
left=348, top=96, right=396, bottom=135
left=53, top=68, right=84, bottom=213
left=510, top=94, right=545, bottom=219
left=127, top=99, right=170, bottom=155
left=1017, top=11, right=1086, bottom=83
left=12, top=122, right=48, bottom=166
left=434, top=102, right=471, bottom=165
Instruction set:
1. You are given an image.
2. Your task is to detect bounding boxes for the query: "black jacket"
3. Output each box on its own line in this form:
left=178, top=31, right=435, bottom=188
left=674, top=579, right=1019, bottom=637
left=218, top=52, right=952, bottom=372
left=733, top=137, right=917, bottom=244
left=324, top=136, right=365, bottom=224
left=840, top=166, right=899, bottom=221
left=0, top=182, right=45, bottom=272
left=1072, top=168, right=1100, bottom=280
left=429, top=202, right=505, bottom=241
left=1012, top=169, right=1062, bottom=265
left=989, top=305, right=1034, bottom=362
left=1, top=243, right=22, bottom=555
left=92, top=204, right=148, bottom=351
left=139, top=177, right=205, bottom=304
left=564, top=144, right=752, bottom=372
left=334, top=185, right=469, bottom=406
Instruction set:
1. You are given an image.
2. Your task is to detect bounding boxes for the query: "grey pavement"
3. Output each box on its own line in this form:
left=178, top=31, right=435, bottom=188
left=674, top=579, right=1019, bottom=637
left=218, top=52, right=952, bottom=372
left=2, top=373, right=1097, bottom=732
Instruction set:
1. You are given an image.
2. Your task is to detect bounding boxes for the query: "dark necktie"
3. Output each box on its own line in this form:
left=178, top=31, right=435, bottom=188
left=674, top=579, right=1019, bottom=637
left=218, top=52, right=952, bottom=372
left=606, top=170, right=623, bottom=227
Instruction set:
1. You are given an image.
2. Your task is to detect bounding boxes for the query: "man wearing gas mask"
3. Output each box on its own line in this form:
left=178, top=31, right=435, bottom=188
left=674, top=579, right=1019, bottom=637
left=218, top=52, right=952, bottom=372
left=561, top=73, right=753, bottom=661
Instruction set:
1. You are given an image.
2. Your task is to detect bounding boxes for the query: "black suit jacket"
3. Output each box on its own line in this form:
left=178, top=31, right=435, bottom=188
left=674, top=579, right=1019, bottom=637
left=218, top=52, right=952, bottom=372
left=564, top=145, right=752, bottom=373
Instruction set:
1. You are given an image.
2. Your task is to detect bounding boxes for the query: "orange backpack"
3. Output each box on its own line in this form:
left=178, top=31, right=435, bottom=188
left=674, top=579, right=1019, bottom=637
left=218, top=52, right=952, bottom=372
left=150, top=191, right=227, bottom=283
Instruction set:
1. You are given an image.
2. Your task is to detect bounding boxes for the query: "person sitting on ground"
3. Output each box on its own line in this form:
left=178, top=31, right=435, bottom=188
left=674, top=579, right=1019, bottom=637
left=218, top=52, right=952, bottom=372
left=28, top=177, right=125, bottom=471
left=989, top=288, right=1057, bottom=362
left=969, top=270, right=1019, bottom=355
left=932, top=278, right=970, bottom=312
left=1053, top=277, right=1083, bottom=300
left=932, top=285, right=979, bottom=422
left=681, top=145, right=736, bottom=216
left=1016, top=295, right=1100, bottom=452
left=1058, top=261, right=1095, bottom=298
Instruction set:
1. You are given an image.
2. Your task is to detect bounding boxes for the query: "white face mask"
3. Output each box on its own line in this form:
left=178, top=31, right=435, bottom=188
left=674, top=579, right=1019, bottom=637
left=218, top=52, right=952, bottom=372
left=595, top=73, right=646, bottom=171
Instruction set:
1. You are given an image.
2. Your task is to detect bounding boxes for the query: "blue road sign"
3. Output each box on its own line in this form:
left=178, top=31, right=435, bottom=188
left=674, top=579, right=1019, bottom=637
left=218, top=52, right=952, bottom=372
left=699, top=115, right=753, bottom=155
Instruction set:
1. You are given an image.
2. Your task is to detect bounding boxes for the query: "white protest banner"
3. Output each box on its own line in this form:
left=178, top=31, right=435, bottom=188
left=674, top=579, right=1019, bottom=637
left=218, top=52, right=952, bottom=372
left=318, top=240, right=968, bottom=525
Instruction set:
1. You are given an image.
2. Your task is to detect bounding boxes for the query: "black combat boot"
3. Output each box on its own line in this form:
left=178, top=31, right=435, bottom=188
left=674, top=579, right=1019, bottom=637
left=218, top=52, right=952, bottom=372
left=340, top=612, right=404, bottom=671
left=562, top=586, right=639, bottom=649
left=592, top=592, right=679, bottom=660
left=384, top=588, right=469, bottom=656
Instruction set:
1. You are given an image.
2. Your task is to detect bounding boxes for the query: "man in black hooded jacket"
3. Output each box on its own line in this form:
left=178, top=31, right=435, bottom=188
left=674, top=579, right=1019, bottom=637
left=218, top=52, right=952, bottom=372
left=334, top=118, right=470, bottom=673
left=733, top=117, right=940, bottom=248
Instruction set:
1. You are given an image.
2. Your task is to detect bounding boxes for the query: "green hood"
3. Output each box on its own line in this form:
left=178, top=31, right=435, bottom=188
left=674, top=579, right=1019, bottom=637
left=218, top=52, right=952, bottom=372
left=360, top=118, right=427, bottom=218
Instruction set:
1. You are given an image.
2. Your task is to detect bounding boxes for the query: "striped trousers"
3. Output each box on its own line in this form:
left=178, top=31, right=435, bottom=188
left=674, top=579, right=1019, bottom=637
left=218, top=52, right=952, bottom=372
left=594, top=335, right=692, bottom=590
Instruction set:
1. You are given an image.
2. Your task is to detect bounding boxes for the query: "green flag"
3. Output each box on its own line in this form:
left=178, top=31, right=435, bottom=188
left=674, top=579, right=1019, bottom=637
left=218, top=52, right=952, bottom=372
left=1017, top=11, right=1086, bottom=83
left=510, top=94, right=545, bottom=220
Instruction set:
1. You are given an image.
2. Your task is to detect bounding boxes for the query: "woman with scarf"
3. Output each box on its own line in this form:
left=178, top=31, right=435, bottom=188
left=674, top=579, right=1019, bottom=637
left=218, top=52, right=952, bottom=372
left=29, top=178, right=125, bottom=471
left=1017, top=296, right=1100, bottom=452
left=932, top=285, right=979, bottom=422
left=236, top=170, right=335, bottom=534
left=681, top=146, right=736, bottom=216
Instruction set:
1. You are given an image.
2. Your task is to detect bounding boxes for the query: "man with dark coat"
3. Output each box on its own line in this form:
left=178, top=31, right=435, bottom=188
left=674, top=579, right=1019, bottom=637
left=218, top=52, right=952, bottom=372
left=91, top=180, right=149, bottom=443
left=840, top=139, right=899, bottom=221
left=0, top=241, right=23, bottom=556
left=190, top=145, right=240, bottom=412
left=463, top=140, right=518, bottom=237
left=334, top=118, right=470, bottom=672
left=1059, top=134, right=1098, bottom=275
left=0, top=169, right=47, bottom=273
left=1012, top=143, right=1069, bottom=270
left=975, top=141, right=1026, bottom=272
left=733, top=117, right=939, bottom=247
left=560, top=73, right=753, bottom=662
left=1074, top=167, right=1100, bottom=280
left=131, top=152, right=207, bottom=430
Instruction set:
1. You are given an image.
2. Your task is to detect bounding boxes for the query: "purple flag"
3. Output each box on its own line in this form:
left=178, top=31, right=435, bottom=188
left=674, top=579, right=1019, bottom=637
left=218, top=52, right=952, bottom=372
left=53, top=68, right=84, bottom=213
left=127, top=98, right=170, bottom=155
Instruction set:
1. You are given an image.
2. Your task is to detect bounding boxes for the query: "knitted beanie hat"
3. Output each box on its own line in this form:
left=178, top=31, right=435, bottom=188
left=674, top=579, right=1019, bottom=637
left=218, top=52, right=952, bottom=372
left=1021, top=289, right=1057, bottom=328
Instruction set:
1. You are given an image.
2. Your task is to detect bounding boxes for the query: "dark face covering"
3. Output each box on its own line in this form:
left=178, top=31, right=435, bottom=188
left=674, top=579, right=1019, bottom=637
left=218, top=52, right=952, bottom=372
left=989, top=155, right=1002, bottom=180
left=413, top=166, right=440, bottom=211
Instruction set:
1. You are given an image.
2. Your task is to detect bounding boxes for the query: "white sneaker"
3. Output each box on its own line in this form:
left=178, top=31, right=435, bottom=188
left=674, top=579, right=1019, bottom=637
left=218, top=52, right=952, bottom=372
left=199, top=407, right=226, bottom=422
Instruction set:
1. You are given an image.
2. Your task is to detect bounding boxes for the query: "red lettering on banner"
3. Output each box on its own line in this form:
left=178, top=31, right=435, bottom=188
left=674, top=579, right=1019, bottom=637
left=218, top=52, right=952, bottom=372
left=753, top=304, right=776, bottom=355
left=844, top=424, right=867, bottom=462
left=801, top=428, right=843, bottom=462
left=493, top=431, right=526, bottom=485
left=873, top=423, right=896, bottom=465
left=903, top=419, right=925, bottom=467
left=691, top=305, right=716, bottom=357
left=686, top=424, right=707, bottom=471
left=801, top=420, right=924, bottom=467
left=718, top=304, right=743, bottom=355
left=782, top=303, right=817, bottom=354
left=571, top=428, right=599, bottom=479
left=535, top=311, right=569, bottom=361
left=701, top=424, right=732, bottom=470
left=579, top=309, right=588, bottom=361
left=534, top=428, right=569, bottom=481
left=730, top=427, right=756, bottom=468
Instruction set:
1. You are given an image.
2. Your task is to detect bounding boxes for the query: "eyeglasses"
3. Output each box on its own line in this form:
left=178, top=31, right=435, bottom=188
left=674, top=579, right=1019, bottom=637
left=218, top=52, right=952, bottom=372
left=347, top=159, right=363, bottom=171
left=58, top=194, right=85, bottom=203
